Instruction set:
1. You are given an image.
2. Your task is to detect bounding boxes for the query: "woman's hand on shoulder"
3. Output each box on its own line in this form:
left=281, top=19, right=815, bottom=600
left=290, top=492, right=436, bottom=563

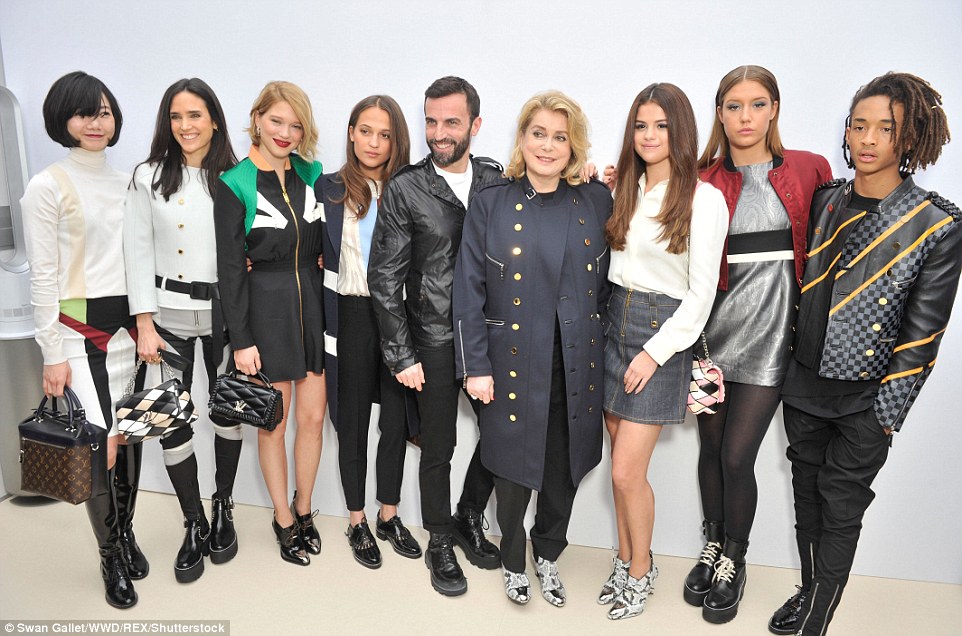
left=602, top=164, right=618, bottom=191
left=234, top=346, right=261, bottom=376
left=466, top=375, right=495, bottom=405
left=42, top=361, right=71, bottom=398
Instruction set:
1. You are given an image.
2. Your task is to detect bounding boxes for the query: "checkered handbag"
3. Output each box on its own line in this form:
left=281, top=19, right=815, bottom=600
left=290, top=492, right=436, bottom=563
left=116, top=353, right=198, bottom=442
left=688, top=333, right=726, bottom=415
left=208, top=369, right=283, bottom=431
left=19, top=386, right=108, bottom=504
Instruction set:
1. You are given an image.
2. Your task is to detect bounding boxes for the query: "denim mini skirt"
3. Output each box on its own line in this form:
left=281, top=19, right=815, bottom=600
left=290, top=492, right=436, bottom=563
left=603, top=285, right=689, bottom=425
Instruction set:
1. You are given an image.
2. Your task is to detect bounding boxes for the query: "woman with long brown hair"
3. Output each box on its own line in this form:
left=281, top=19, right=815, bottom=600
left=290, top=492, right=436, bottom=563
left=318, top=95, right=421, bottom=569
left=598, top=83, right=728, bottom=620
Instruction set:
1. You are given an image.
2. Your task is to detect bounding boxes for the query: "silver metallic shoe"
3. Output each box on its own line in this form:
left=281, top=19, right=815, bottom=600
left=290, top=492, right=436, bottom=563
left=502, top=568, right=530, bottom=605
left=598, top=553, right=630, bottom=605
left=533, top=555, right=566, bottom=607
left=607, top=554, right=658, bottom=620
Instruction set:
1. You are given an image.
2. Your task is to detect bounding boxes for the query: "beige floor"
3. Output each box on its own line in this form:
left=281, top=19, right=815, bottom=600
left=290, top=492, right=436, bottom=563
left=0, top=492, right=959, bottom=635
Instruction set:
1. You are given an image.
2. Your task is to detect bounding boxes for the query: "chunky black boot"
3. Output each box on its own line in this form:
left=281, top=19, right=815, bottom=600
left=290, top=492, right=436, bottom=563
left=424, top=532, right=467, bottom=596
left=769, top=535, right=817, bottom=634
left=683, top=520, right=724, bottom=606
left=166, top=454, right=210, bottom=582
left=114, top=443, right=148, bottom=579
left=702, top=537, right=748, bottom=624
left=85, top=475, right=138, bottom=609
left=175, top=518, right=211, bottom=583
left=452, top=504, right=501, bottom=569
left=210, top=497, right=238, bottom=564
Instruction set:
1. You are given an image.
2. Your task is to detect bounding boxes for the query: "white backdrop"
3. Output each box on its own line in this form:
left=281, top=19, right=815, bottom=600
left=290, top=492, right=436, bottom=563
left=1, top=0, right=960, bottom=584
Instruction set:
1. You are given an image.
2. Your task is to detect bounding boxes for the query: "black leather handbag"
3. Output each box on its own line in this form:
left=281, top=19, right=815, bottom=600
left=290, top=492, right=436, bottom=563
left=208, top=368, right=283, bottom=431
left=116, top=350, right=198, bottom=442
left=19, top=386, right=108, bottom=505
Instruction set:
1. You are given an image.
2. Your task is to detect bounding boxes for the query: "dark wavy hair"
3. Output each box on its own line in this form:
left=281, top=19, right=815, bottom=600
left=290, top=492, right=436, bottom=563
left=607, top=83, right=699, bottom=254
left=134, top=78, right=237, bottom=201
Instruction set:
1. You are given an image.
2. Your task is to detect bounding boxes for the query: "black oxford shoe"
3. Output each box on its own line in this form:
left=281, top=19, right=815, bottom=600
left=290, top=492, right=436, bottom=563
left=769, top=586, right=807, bottom=634
left=347, top=520, right=382, bottom=569
left=375, top=514, right=422, bottom=558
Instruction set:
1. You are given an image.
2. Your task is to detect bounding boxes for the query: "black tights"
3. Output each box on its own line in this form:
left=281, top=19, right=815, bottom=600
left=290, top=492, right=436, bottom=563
left=696, top=381, right=781, bottom=542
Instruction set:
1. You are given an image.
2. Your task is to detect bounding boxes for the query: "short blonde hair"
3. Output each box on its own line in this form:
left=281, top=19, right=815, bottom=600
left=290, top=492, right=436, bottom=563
left=247, top=81, right=318, bottom=160
left=505, top=91, right=590, bottom=186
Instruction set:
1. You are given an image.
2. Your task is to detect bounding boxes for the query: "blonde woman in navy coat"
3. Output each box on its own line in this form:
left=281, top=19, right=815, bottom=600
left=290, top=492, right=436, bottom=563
left=453, top=91, right=612, bottom=608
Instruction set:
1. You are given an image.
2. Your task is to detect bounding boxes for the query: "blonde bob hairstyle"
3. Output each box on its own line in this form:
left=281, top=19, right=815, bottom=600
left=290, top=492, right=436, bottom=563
left=247, top=81, right=319, bottom=160
left=505, top=90, right=590, bottom=186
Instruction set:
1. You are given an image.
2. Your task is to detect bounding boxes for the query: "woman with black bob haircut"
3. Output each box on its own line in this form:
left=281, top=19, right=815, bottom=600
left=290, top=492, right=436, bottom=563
left=21, top=71, right=141, bottom=608
left=318, top=95, right=421, bottom=569
left=124, top=78, right=241, bottom=584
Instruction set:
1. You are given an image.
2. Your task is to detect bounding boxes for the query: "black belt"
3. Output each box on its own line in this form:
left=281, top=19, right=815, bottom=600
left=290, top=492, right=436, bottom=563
left=154, top=275, right=227, bottom=368
left=727, top=229, right=793, bottom=255
left=155, top=275, right=220, bottom=301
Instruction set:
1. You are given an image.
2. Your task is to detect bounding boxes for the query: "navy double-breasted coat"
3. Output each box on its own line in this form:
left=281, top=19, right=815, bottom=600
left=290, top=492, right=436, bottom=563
left=453, top=177, right=612, bottom=490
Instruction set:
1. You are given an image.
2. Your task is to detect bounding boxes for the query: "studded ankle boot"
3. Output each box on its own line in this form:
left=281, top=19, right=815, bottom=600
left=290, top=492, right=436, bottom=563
left=684, top=520, right=724, bottom=606
left=703, top=537, right=748, bottom=624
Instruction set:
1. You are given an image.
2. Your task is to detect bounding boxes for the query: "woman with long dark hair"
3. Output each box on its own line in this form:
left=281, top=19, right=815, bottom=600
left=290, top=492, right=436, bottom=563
left=21, top=71, right=141, bottom=608
left=214, top=81, right=326, bottom=566
left=125, top=78, right=242, bottom=583
left=599, top=83, right=728, bottom=620
left=318, top=95, right=421, bottom=569
left=684, top=65, right=831, bottom=625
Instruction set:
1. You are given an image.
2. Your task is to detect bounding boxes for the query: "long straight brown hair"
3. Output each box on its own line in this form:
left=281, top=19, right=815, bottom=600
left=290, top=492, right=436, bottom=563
left=698, top=65, right=784, bottom=170
left=606, top=83, right=699, bottom=254
left=336, top=95, right=411, bottom=215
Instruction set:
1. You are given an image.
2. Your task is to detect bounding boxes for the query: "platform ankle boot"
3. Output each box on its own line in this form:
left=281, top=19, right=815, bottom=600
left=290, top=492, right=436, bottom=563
left=210, top=432, right=242, bottom=563
left=683, top=520, right=724, bottom=606
left=114, top=443, right=148, bottom=579
left=167, top=454, right=210, bottom=582
left=702, top=537, right=748, bottom=624
left=85, top=472, right=137, bottom=609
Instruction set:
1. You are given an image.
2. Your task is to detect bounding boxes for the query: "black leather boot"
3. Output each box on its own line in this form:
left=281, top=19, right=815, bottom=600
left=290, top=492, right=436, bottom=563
left=683, top=520, right=724, bottom=606
left=452, top=504, right=500, bottom=569
left=167, top=454, right=210, bottom=582
left=85, top=475, right=137, bottom=609
left=702, top=537, right=748, bottom=624
left=175, top=518, right=211, bottom=583
left=114, top=443, right=148, bottom=579
left=425, top=532, right=467, bottom=596
left=769, top=535, right=817, bottom=634
left=209, top=497, right=238, bottom=564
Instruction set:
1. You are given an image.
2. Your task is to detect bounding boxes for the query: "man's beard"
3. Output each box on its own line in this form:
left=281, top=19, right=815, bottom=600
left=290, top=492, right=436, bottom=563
left=429, top=134, right=471, bottom=167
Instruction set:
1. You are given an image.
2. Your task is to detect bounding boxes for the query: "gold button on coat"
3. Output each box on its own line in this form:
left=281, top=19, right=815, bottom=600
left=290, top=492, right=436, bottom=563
left=513, top=298, right=521, bottom=306
left=508, top=393, right=516, bottom=400
left=579, top=218, right=585, bottom=225
left=515, top=203, right=523, bottom=211
left=178, top=249, right=184, bottom=254
left=178, top=223, right=185, bottom=229
left=514, top=223, right=522, bottom=231
left=514, top=273, right=522, bottom=281
left=866, top=349, right=875, bottom=356
left=178, top=198, right=185, bottom=205
left=509, top=370, right=517, bottom=378
left=511, top=347, right=518, bottom=355
left=872, top=324, right=881, bottom=332
left=509, top=414, right=517, bottom=422
left=584, top=239, right=591, bottom=246
left=512, top=324, right=520, bottom=331
left=586, top=264, right=593, bottom=272
left=879, top=298, right=888, bottom=305
left=512, top=247, right=522, bottom=256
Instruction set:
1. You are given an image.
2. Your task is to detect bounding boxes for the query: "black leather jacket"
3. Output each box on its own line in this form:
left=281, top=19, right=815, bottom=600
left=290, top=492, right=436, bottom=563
left=368, top=155, right=503, bottom=373
left=794, top=177, right=962, bottom=431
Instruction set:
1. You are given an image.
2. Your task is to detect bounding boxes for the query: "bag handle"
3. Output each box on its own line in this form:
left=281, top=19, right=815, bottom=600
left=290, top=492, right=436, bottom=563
left=33, top=385, right=88, bottom=439
left=224, top=358, right=275, bottom=388
left=121, top=350, right=184, bottom=399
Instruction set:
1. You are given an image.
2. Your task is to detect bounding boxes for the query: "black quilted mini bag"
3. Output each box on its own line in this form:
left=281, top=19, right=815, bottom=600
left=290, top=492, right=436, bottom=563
left=209, top=369, right=284, bottom=431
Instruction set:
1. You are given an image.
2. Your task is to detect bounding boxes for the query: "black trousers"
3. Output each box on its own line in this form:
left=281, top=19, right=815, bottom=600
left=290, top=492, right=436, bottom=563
left=336, top=295, right=408, bottom=510
left=416, top=344, right=494, bottom=534
left=494, top=340, right=577, bottom=573
left=784, top=403, right=890, bottom=635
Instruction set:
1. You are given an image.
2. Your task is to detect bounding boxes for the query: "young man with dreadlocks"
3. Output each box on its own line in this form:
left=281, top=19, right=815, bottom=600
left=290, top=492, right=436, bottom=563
left=769, top=72, right=959, bottom=636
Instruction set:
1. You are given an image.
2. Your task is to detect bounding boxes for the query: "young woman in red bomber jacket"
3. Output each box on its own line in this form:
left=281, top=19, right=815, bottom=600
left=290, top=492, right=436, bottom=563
left=682, top=65, right=832, bottom=625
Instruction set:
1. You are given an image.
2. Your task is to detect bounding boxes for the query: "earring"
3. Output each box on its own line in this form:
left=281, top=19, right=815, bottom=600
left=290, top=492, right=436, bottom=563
left=255, top=126, right=261, bottom=137
left=899, top=152, right=914, bottom=176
